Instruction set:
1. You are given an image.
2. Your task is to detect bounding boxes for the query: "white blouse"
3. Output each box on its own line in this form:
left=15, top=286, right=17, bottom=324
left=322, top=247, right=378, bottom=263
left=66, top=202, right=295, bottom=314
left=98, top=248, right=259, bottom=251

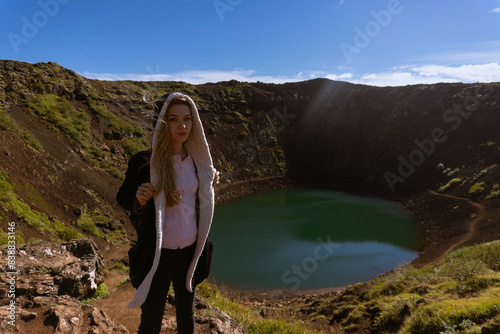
left=161, top=153, right=198, bottom=249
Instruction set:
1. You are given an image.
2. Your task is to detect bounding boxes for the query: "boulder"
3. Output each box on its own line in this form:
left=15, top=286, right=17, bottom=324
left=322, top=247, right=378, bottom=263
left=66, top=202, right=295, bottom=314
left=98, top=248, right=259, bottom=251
left=161, top=295, right=247, bottom=334
left=0, top=239, right=118, bottom=333
left=0, top=295, right=128, bottom=333
left=0, top=239, right=105, bottom=301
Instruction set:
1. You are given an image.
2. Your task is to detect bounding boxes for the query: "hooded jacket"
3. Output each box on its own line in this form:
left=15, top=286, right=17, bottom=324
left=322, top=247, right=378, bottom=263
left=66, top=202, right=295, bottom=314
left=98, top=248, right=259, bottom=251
left=117, top=92, right=216, bottom=308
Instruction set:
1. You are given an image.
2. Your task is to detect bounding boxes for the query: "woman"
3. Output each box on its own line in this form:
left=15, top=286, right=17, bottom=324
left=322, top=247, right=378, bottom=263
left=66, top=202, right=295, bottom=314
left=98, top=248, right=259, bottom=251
left=117, top=92, right=218, bottom=334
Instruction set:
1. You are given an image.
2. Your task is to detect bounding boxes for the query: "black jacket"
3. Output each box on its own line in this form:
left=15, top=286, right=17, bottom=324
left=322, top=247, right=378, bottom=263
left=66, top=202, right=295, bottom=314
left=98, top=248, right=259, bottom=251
left=116, top=150, right=156, bottom=287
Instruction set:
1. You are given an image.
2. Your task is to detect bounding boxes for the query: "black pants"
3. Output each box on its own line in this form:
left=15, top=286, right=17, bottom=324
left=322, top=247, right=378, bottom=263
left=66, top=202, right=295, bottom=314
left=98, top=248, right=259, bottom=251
left=138, top=244, right=196, bottom=334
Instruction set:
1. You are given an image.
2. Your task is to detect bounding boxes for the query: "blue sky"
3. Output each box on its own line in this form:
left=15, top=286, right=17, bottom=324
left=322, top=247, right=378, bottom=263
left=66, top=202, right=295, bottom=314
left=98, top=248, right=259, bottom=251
left=1, top=0, right=500, bottom=86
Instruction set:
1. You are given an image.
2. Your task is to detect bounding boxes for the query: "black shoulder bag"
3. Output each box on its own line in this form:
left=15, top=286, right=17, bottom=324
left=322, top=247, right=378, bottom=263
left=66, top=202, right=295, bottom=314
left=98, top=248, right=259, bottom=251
left=193, top=239, right=214, bottom=286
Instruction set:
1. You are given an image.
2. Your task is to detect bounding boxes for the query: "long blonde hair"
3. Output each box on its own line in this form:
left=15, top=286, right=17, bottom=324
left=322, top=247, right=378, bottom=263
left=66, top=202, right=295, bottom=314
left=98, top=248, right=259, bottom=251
left=151, top=97, right=192, bottom=206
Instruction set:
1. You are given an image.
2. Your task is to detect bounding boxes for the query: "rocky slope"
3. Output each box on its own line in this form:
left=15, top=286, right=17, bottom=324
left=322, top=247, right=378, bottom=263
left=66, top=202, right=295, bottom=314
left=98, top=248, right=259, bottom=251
left=1, top=59, right=499, bottom=333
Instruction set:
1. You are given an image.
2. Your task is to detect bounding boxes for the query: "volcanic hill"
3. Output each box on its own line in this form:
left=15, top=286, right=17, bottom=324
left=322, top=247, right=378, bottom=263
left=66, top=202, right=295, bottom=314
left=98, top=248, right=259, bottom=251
left=1, top=60, right=499, bottom=333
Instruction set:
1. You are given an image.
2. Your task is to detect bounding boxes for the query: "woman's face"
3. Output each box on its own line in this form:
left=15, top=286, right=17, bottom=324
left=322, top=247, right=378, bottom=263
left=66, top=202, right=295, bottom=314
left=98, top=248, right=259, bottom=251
left=166, top=103, right=192, bottom=146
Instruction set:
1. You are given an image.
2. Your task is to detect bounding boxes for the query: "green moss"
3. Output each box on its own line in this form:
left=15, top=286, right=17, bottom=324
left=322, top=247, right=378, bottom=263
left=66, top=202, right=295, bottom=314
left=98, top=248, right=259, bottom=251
left=486, top=184, right=500, bottom=199
left=238, top=131, right=249, bottom=140
left=404, top=266, right=437, bottom=282
left=0, top=228, right=25, bottom=246
left=0, top=172, right=14, bottom=193
left=0, top=109, right=19, bottom=131
left=24, top=184, right=53, bottom=213
left=439, top=178, right=462, bottom=193
left=375, top=293, right=422, bottom=331
left=25, top=95, right=142, bottom=179
left=439, top=257, right=488, bottom=283
left=123, top=137, right=150, bottom=156
left=82, top=283, right=110, bottom=304
left=469, top=182, right=486, bottom=196
left=405, top=294, right=500, bottom=333
left=274, top=146, right=286, bottom=161
left=446, top=241, right=500, bottom=272
left=21, top=131, right=44, bottom=151
left=86, top=98, right=138, bottom=135
left=56, top=225, right=83, bottom=241
left=197, top=282, right=320, bottom=334
left=26, top=94, right=92, bottom=145
left=75, top=212, right=125, bottom=242
left=0, top=171, right=82, bottom=241
left=234, top=111, right=248, bottom=123
left=0, top=109, right=44, bottom=151
left=107, top=261, right=130, bottom=274
left=322, top=240, right=500, bottom=333
left=362, top=279, right=409, bottom=301
left=75, top=213, right=106, bottom=238
left=81, top=144, right=125, bottom=179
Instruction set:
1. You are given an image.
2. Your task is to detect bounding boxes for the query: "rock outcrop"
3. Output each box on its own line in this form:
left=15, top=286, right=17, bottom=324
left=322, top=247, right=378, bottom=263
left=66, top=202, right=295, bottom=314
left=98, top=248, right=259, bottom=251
left=0, top=238, right=105, bottom=300
left=0, top=238, right=128, bottom=333
left=194, top=297, right=246, bottom=334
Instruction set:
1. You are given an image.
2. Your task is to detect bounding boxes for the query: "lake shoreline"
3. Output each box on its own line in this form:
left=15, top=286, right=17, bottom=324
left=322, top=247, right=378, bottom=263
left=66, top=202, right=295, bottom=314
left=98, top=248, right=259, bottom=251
left=213, top=176, right=495, bottom=301
left=215, top=176, right=296, bottom=205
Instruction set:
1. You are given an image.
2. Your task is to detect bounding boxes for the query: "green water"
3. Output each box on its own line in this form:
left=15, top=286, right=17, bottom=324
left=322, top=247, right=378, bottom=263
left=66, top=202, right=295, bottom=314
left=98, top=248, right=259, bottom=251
left=209, top=188, right=424, bottom=290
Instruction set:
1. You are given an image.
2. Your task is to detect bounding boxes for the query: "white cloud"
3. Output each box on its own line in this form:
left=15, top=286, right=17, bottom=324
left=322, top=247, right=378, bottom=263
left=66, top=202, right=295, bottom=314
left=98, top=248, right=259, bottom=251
left=347, top=70, right=458, bottom=87
left=491, top=7, right=500, bottom=13
left=80, top=63, right=500, bottom=87
left=325, top=73, right=353, bottom=81
left=80, top=69, right=305, bottom=85
left=405, top=40, right=500, bottom=65
left=324, top=63, right=500, bottom=87
left=412, top=63, right=500, bottom=83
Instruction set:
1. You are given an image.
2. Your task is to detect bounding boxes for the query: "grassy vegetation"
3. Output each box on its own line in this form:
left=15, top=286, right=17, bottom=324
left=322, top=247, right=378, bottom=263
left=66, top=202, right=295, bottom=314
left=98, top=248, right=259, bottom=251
left=0, top=108, right=21, bottom=131
left=26, top=94, right=92, bottom=144
left=24, top=93, right=150, bottom=179
left=328, top=240, right=500, bottom=333
left=86, top=98, right=137, bottom=134
left=0, top=108, right=44, bottom=151
left=406, top=293, right=500, bottom=333
left=0, top=228, right=25, bottom=246
left=469, top=182, right=486, bottom=196
left=82, top=283, right=110, bottom=304
left=197, top=282, right=321, bottom=334
left=83, top=262, right=130, bottom=304
left=0, top=171, right=83, bottom=242
left=73, top=189, right=126, bottom=243
left=486, top=184, right=500, bottom=200
left=107, top=261, right=130, bottom=275
left=123, top=136, right=150, bottom=156
left=74, top=211, right=125, bottom=242
left=439, top=178, right=462, bottom=193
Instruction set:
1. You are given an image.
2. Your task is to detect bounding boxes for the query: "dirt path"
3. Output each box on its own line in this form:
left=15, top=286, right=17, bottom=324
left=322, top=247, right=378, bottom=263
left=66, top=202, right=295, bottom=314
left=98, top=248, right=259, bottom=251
left=425, top=189, right=486, bottom=265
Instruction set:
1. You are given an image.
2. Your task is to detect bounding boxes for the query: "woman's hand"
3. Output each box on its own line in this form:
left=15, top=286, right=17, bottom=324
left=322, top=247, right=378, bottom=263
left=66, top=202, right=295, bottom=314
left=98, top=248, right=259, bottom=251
left=136, top=183, right=154, bottom=207
left=213, top=170, right=220, bottom=186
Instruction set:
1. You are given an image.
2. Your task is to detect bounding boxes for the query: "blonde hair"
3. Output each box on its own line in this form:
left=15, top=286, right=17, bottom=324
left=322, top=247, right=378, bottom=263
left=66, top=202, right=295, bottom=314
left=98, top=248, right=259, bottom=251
left=151, top=97, right=191, bottom=206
